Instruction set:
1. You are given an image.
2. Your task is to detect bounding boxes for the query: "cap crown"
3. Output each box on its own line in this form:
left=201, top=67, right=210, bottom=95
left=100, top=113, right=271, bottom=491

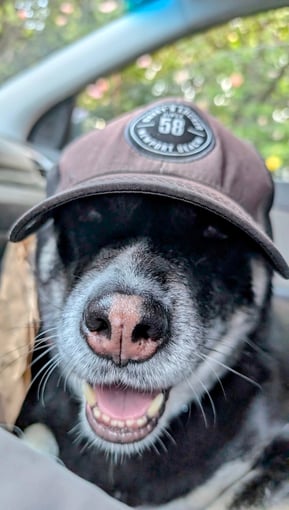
left=9, top=98, right=289, bottom=279
left=59, top=99, right=273, bottom=231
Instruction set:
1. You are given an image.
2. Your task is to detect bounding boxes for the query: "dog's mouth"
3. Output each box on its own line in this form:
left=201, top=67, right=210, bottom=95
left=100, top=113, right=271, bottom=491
left=83, top=382, right=166, bottom=444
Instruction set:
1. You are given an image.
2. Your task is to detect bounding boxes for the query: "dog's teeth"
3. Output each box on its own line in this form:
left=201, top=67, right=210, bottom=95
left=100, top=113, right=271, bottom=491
left=85, top=387, right=164, bottom=429
left=147, top=393, right=164, bottom=418
left=83, top=382, right=97, bottom=406
left=102, top=413, right=110, bottom=423
left=111, top=419, right=125, bottom=428
left=136, top=416, right=147, bottom=427
left=93, top=406, right=100, bottom=419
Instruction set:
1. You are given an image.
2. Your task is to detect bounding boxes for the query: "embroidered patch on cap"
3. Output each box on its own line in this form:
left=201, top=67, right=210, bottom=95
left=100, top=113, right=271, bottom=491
left=128, top=102, right=215, bottom=161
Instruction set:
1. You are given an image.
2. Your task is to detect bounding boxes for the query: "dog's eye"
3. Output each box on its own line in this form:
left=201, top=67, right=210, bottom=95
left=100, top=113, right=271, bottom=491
left=203, top=225, right=228, bottom=240
left=78, top=210, right=103, bottom=223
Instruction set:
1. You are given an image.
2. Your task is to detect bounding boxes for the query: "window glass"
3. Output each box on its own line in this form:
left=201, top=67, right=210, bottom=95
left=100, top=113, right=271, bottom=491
left=0, top=0, right=124, bottom=84
left=73, top=7, right=289, bottom=181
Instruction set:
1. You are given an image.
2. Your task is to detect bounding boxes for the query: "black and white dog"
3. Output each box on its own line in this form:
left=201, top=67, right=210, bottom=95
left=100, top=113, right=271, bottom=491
left=17, top=193, right=289, bottom=509
left=13, top=99, right=289, bottom=509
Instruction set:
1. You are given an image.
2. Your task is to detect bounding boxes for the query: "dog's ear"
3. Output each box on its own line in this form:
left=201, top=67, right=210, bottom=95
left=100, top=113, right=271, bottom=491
left=46, top=165, right=60, bottom=197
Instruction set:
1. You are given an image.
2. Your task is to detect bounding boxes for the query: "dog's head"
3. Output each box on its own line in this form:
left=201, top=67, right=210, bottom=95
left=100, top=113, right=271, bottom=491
left=12, top=98, right=287, bottom=460
left=36, top=193, right=272, bottom=456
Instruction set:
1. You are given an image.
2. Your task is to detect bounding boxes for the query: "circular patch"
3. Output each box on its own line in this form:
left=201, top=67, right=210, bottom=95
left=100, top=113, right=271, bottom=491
left=128, top=102, right=215, bottom=161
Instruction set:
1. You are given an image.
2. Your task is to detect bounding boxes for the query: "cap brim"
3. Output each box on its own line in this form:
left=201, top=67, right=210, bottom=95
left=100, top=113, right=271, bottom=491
left=9, top=172, right=289, bottom=279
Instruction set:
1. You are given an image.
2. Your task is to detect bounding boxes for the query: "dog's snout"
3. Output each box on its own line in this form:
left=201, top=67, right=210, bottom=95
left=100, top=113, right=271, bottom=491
left=84, top=294, right=167, bottom=365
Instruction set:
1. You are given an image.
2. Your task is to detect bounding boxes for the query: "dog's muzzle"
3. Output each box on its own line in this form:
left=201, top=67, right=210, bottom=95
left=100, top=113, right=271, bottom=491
left=81, top=292, right=169, bottom=443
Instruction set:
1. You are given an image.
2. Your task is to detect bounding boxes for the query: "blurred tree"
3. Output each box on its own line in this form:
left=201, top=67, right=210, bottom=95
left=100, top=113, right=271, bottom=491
left=75, top=8, right=289, bottom=179
left=0, top=0, right=123, bottom=82
left=0, top=2, right=288, bottom=179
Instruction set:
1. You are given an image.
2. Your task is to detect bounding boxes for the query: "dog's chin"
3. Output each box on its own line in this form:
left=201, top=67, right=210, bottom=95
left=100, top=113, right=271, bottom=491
left=77, top=382, right=173, bottom=456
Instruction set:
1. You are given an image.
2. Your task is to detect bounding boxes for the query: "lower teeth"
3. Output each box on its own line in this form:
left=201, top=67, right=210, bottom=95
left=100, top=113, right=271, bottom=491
left=92, top=405, right=150, bottom=429
left=83, top=383, right=165, bottom=430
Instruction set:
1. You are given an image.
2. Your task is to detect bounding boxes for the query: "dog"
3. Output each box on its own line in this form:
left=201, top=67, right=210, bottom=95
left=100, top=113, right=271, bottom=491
left=14, top=99, right=289, bottom=509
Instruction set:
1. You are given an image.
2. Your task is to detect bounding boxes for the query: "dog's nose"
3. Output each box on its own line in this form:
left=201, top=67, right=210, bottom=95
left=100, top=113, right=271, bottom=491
left=83, top=294, right=168, bottom=365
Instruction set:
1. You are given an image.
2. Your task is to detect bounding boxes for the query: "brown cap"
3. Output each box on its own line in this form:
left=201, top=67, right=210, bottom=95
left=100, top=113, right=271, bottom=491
left=9, top=98, right=289, bottom=278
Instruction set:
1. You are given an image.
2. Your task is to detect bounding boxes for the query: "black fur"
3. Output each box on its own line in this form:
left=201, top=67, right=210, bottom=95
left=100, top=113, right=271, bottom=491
left=17, top=194, right=289, bottom=509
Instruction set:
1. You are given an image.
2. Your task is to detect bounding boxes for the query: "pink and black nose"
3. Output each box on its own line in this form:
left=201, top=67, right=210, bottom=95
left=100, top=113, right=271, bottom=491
left=83, top=294, right=168, bottom=366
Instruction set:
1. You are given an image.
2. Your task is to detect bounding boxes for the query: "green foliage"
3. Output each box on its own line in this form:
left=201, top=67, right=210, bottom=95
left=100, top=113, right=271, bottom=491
left=75, top=8, right=289, bottom=179
left=0, top=0, right=124, bottom=83
left=0, top=3, right=288, bottom=179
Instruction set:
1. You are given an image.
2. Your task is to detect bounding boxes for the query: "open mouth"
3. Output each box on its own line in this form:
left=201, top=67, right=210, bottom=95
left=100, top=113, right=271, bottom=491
left=83, top=382, right=166, bottom=444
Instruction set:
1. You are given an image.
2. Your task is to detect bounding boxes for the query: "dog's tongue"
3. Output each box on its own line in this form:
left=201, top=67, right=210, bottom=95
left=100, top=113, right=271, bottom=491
left=96, top=385, right=156, bottom=419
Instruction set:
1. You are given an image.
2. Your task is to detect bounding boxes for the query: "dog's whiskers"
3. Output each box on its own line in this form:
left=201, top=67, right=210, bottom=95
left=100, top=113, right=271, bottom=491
left=28, top=352, right=60, bottom=394
left=243, top=337, right=272, bottom=361
left=202, top=344, right=237, bottom=356
left=0, top=340, right=43, bottom=361
left=61, top=362, right=79, bottom=393
left=79, top=436, right=96, bottom=456
left=149, top=440, right=162, bottom=457
left=198, top=378, right=217, bottom=426
left=39, top=357, right=61, bottom=406
left=0, top=328, right=58, bottom=373
left=34, top=326, right=58, bottom=338
left=35, top=330, right=58, bottom=341
left=185, top=378, right=208, bottom=428
left=30, top=344, right=56, bottom=369
left=155, top=435, right=168, bottom=454
left=198, top=353, right=227, bottom=400
left=162, top=427, right=177, bottom=447
left=195, top=351, right=261, bottom=389
left=0, top=343, right=52, bottom=376
left=69, top=422, right=83, bottom=443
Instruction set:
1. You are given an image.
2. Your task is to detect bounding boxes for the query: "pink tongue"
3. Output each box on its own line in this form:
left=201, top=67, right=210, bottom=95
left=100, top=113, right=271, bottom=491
left=95, top=385, right=156, bottom=419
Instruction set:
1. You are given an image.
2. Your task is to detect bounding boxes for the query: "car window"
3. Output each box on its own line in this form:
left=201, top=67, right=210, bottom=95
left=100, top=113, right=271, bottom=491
left=0, top=0, right=125, bottom=85
left=71, top=7, right=289, bottom=182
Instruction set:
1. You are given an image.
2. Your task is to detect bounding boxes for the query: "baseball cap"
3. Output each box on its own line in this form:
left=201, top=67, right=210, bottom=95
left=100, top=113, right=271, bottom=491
left=9, top=98, right=289, bottom=278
